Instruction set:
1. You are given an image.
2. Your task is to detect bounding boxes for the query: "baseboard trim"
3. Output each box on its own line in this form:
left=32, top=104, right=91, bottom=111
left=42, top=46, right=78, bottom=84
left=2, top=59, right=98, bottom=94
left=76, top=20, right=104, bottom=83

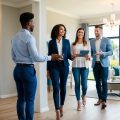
left=0, top=93, right=17, bottom=98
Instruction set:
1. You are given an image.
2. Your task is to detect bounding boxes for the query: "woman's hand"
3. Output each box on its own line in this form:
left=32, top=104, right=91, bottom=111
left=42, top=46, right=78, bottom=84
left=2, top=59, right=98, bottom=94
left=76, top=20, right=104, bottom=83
left=85, top=55, right=90, bottom=60
left=71, top=53, right=79, bottom=61
left=47, top=70, right=51, bottom=79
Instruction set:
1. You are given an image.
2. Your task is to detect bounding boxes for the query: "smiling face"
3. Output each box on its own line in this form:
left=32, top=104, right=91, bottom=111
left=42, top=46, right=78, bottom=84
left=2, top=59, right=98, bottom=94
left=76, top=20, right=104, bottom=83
left=94, top=27, right=102, bottom=39
left=77, top=29, right=85, bottom=39
left=58, top=26, right=66, bottom=37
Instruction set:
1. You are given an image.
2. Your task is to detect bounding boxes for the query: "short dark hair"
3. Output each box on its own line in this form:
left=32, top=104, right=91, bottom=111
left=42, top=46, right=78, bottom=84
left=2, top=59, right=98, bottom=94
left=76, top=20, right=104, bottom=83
left=95, top=25, right=103, bottom=29
left=51, top=24, right=66, bottom=39
left=19, top=12, right=34, bottom=26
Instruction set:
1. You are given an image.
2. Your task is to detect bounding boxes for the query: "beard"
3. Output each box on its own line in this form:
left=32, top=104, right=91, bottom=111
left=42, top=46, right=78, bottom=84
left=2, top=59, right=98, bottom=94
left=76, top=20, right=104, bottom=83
left=95, top=34, right=100, bottom=38
left=30, top=27, right=34, bottom=32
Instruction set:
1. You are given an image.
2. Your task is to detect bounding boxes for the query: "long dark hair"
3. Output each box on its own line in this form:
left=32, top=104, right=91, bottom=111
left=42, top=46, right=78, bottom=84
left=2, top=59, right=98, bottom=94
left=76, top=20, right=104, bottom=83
left=72, top=27, right=87, bottom=46
left=51, top=24, right=66, bottom=39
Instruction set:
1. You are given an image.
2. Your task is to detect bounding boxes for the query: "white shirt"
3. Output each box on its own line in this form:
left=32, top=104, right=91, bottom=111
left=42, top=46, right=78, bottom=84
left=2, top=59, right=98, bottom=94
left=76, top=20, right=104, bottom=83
left=95, top=38, right=101, bottom=61
left=56, top=39, right=62, bottom=56
left=71, top=42, right=90, bottom=68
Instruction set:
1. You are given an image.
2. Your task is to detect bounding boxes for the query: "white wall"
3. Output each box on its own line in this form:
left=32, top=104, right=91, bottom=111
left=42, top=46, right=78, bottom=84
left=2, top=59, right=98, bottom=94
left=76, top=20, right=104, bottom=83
left=47, top=10, right=80, bottom=44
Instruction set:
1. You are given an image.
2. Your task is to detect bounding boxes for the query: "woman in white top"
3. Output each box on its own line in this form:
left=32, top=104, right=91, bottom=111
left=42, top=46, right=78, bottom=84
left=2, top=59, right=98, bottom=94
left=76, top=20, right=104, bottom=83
left=71, top=28, right=90, bottom=111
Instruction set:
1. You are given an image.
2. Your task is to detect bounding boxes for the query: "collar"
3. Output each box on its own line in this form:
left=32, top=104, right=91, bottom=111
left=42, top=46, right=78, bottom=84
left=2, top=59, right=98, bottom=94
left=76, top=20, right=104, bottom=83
left=20, top=28, right=31, bottom=35
left=56, top=38, right=62, bottom=44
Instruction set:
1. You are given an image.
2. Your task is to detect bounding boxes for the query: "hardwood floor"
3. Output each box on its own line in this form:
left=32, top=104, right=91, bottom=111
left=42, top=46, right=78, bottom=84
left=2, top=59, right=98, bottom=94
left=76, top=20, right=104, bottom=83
left=0, top=88, right=120, bottom=120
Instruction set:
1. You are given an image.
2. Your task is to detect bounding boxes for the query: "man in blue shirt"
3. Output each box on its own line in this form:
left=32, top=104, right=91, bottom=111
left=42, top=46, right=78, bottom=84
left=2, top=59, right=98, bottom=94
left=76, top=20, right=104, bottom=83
left=11, top=12, right=61, bottom=120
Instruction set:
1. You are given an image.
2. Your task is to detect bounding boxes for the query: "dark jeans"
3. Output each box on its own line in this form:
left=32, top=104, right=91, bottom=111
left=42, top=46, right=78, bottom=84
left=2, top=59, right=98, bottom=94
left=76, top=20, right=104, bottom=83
left=13, top=65, right=37, bottom=120
left=50, top=64, right=69, bottom=110
left=72, top=68, right=88, bottom=101
left=93, top=63, right=108, bottom=102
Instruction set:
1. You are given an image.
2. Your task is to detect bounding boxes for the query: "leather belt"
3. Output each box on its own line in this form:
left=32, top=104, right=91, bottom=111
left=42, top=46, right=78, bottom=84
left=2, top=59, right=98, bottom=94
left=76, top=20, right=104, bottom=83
left=17, top=63, right=34, bottom=67
left=95, top=61, right=100, bottom=63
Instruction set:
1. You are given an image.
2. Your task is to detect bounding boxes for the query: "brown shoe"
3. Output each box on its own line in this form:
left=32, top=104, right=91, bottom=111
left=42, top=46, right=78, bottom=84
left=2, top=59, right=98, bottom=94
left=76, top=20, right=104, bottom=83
left=94, top=99, right=102, bottom=106
left=101, top=102, right=107, bottom=109
left=56, top=110, right=60, bottom=120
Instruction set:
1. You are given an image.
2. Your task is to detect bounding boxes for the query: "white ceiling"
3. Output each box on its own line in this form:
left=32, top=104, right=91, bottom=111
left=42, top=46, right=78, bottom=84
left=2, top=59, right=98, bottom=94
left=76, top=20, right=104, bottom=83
left=2, top=0, right=120, bottom=19
left=46, top=0, right=120, bottom=19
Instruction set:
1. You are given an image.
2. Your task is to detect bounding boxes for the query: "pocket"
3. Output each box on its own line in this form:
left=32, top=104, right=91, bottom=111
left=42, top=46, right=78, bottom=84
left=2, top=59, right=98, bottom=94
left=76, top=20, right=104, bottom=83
left=34, top=68, right=36, bottom=75
left=25, top=67, right=35, bottom=76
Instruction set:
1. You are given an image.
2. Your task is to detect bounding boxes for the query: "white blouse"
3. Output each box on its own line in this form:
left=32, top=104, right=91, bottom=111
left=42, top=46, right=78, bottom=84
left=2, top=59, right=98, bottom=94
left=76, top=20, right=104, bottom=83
left=71, top=42, right=90, bottom=68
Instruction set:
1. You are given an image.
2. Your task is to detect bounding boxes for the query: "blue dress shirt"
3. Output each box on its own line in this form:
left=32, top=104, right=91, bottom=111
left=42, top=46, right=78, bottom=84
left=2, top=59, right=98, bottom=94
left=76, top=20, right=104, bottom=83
left=11, top=29, right=51, bottom=64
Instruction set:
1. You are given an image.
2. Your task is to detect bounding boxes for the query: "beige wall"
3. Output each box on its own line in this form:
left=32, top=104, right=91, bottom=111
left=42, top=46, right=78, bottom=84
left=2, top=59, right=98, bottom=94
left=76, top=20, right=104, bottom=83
left=0, top=5, right=81, bottom=97
left=0, top=4, right=2, bottom=95
left=0, top=5, right=19, bottom=97
left=18, top=5, right=32, bottom=28
left=47, top=10, right=80, bottom=44
left=80, top=16, right=104, bottom=25
left=0, top=4, right=32, bottom=97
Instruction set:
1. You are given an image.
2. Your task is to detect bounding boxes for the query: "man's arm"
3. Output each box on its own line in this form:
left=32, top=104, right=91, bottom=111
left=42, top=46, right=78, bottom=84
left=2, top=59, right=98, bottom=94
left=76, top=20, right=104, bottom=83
left=27, top=36, right=61, bottom=62
left=96, top=39, right=113, bottom=58
left=102, top=39, right=113, bottom=57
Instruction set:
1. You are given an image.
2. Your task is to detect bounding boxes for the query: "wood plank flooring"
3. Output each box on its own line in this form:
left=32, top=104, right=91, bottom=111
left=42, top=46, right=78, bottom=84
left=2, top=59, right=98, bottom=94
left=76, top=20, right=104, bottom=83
left=0, top=88, right=120, bottom=120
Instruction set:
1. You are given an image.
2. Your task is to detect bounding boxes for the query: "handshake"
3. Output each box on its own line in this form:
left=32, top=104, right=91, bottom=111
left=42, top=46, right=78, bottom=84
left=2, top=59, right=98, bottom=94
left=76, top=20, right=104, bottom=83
left=51, top=54, right=63, bottom=61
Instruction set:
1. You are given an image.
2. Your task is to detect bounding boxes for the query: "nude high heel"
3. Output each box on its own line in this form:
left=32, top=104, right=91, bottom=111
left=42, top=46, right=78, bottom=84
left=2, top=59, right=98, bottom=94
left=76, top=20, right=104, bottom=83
left=82, top=96, right=86, bottom=106
left=56, top=110, right=60, bottom=120
left=77, top=101, right=81, bottom=111
left=60, top=106, right=63, bottom=117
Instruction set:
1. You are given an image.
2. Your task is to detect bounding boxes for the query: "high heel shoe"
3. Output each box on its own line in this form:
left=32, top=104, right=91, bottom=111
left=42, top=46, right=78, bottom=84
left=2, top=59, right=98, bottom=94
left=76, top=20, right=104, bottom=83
left=94, top=99, right=102, bottom=106
left=82, top=96, right=86, bottom=106
left=60, top=106, right=63, bottom=117
left=56, top=110, right=60, bottom=120
left=77, top=101, right=81, bottom=111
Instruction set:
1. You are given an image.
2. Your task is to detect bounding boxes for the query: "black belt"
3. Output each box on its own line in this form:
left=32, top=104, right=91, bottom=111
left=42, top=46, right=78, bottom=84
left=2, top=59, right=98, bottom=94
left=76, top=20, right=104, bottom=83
left=95, top=61, right=100, bottom=63
left=17, top=63, right=34, bottom=67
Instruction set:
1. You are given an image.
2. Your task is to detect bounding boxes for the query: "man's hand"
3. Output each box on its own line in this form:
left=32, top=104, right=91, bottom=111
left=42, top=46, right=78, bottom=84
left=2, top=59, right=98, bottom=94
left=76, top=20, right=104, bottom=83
left=51, top=54, right=62, bottom=61
left=95, top=51, right=103, bottom=56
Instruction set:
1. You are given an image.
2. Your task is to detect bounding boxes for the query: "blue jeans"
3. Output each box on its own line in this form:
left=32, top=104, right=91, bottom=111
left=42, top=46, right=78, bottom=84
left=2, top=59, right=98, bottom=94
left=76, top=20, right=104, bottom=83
left=72, top=68, right=88, bottom=101
left=93, top=63, right=108, bottom=102
left=13, top=65, right=37, bottom=120
left=50, top=64, right=69, bottom=110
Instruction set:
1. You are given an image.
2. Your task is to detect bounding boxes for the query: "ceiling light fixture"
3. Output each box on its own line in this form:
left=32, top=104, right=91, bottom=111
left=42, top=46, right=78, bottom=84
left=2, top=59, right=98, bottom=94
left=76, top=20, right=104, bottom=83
left=103, top=3, right=120, bottom=29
